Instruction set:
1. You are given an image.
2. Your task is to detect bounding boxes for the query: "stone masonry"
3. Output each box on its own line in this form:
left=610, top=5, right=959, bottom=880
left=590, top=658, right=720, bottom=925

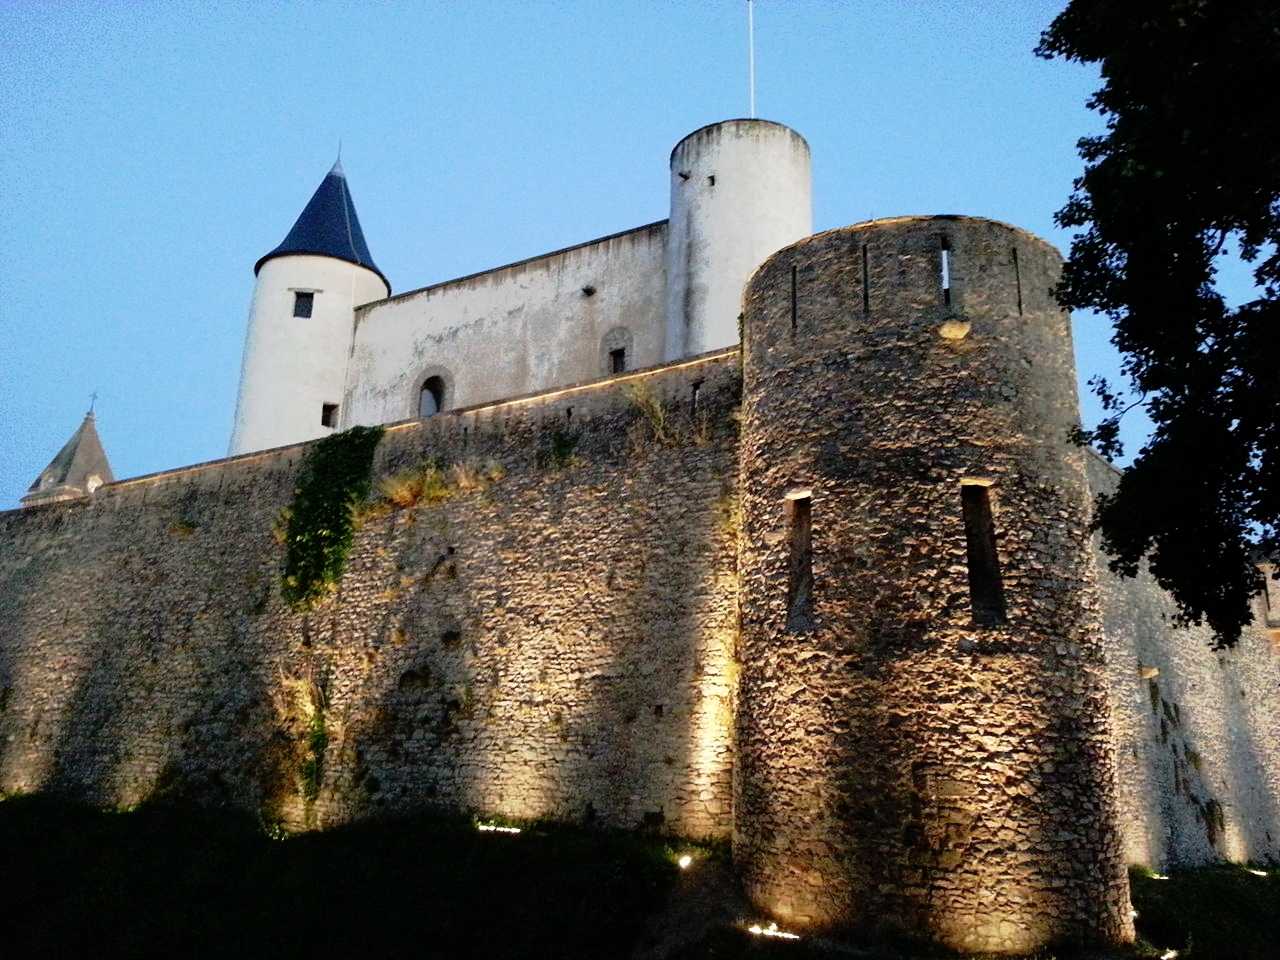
left=1, top=216, right=1277, bottom=956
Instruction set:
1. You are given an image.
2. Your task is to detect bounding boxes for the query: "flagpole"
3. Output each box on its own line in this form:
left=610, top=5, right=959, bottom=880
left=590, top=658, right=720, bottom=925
left=748, top=0, right=756, bottom=118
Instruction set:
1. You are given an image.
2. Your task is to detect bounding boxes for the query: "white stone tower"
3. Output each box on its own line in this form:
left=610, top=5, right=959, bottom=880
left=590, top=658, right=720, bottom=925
left=663, top=119, right=812, bottom=360
left=229, top=161, right=389, bottom=456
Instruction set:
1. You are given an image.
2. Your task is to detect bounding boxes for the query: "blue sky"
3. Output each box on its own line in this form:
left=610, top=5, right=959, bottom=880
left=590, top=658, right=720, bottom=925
left=1, top=0, right=1123, bottom=509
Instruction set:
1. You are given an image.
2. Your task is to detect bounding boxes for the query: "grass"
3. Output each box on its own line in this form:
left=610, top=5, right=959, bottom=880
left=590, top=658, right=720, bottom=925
left=0, top=795, right=673, bottom=960
left=1127, top=863, right=1280, bottom=960
left=0, top=795, right=1274, bottom=959
left=376, top=458, right=505, bottom=507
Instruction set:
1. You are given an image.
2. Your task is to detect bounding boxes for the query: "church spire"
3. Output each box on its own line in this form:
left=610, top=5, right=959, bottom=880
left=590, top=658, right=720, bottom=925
left=22, top=411, right=115, bottom=508
left=254, top=160, right=388, bottom=292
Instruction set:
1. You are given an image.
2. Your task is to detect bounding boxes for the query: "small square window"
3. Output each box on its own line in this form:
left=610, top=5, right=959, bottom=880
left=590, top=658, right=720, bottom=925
left=293, top=291, right=314, bottom=318
left=321, top=403, right=339, bottom=427
left=609, top=348, right=626, bottom=374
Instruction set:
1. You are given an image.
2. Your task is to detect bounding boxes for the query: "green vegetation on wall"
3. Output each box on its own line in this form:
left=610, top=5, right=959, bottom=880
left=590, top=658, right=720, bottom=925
left=536, top=430, right=581, bottom=469
left=374, top=457, right=505, bottom=509
left=281, top=425, right=384, bottom=609
left=300, top=708, right=328, bottom=802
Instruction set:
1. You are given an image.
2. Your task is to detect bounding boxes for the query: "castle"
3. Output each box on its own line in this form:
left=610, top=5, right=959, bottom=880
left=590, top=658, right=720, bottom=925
left=4, top=120, right=1279, bottom=955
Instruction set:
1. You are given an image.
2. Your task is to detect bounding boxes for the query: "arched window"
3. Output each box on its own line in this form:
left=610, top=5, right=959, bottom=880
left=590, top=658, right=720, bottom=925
left=419, top=376, right=446, bottom=418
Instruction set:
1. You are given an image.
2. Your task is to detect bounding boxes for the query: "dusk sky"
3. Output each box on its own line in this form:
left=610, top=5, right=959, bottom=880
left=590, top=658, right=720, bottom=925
left=1, top=1, right=1130, bottom=509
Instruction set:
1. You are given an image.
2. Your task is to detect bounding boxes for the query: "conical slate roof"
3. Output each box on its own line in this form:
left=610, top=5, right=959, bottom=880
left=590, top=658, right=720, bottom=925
left=22, top=412, right=115, bottom=507
left=255, top=160, right=389, bottom=292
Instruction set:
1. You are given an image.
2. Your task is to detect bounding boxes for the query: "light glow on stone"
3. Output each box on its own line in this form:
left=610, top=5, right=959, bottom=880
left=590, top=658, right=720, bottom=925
left=746, top=922, right=800, bottom=940
left=476, top=823, right=521, bottom=834
left=1246, top=868, right=1267, bottom=877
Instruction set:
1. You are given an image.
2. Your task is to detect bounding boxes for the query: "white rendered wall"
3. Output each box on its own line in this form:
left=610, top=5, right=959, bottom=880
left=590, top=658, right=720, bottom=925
left=664, top=120, right=812, bottom=360
left=229, top=255, right=389, bottom=455
left=342, top=223, right=667, bottom=427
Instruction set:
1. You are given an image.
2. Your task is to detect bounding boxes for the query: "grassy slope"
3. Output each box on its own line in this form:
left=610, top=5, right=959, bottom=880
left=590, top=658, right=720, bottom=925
left=0, top=795, right=1275, bottom=959
left=0, top=796, right=672, bottom=960
left=1128, top=865, right=1280, bottom=960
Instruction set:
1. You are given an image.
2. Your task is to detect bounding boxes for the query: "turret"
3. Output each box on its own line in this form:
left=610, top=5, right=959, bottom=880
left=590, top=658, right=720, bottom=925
left=663, top=119, right=811, bottom=360
left=229, top=161, right=389, bottom=456
left=22, top=411, right=114, bottom=507
left=734, top=217, right=1133, bottom=953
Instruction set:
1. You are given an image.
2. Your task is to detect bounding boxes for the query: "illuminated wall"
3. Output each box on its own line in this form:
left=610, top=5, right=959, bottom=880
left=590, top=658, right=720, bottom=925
left=1090, top=452, right=1280, bottom=871
left=0, top=353, right=741, bottom=839
left=1, top=215, right=1278, bottom=957
left=735, top=217, right=1134, bottom=954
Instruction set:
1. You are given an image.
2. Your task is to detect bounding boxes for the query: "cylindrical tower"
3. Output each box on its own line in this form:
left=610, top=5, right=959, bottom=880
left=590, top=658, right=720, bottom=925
left=735, top=217, right=1133, bottom=954
left=663, top=119, right=811, bottom=361
left=229, top=161, right=389, bottom=456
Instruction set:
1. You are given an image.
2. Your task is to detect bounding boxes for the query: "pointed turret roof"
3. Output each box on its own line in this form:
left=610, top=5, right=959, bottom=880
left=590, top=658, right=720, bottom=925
left=255, top=160, right=389, bottom=293
left=22, top=412, right=115, bottom=507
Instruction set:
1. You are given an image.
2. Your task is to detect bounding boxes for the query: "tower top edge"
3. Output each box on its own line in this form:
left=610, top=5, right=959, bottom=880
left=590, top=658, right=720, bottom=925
left=253, top=250, right=391, bottom=296
left=804, top=215, right=1058, bottom=253
left=669, top=119, right=810, bottom=164
left=747, top=215, right=1063, bottom=289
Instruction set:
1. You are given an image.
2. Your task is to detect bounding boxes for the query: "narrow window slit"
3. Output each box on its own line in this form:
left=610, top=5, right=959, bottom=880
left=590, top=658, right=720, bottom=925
left=961, top=483, right=1007, bottom=626
left=786, top=493, right=814, bottom=632
left=1011, top=247, right=1024, bottom=314
left=861, top=244, right=870, bottom=313
left=691, top=381, right=702, bottom=410
left=939, top=235, right=952, bottom=307
left=609, top=347, right=627, bottom=373
left=790, top=264, right=798, bottom=332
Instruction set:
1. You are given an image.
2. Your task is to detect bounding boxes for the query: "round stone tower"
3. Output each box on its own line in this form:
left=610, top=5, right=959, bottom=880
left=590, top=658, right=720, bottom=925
left=663, top=119, right=811, bottom=361
left=735, top=217, right=1133, bottom=953
left=229, top=160, right=389, bottom=456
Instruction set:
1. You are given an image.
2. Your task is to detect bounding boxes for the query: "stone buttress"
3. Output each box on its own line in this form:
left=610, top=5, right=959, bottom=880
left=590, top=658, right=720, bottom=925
left=734, top=216, right=1134, bottom=953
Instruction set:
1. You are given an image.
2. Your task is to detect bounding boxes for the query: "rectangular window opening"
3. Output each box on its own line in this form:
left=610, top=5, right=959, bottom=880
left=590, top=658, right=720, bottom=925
left=961, top=483, right=1007, bottom=626
left=790, top=264, right=798, bottom=332
left=786, top=495, right=814, bottom=632
left=609, top=348, right=627, bottom=373
left=861, top=243, right=871, bottom=313
left=939, top=235, right=952, bottom=307
left=1011, top=247, right=1024, bottom=315
left=321, top=403, right=339, bottom=428
left=293, top=291, right=314, bottom=318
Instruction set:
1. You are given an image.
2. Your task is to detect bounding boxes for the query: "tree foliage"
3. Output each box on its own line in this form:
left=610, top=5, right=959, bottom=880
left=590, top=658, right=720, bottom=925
left=1037, top=1, right=1280, bottom=646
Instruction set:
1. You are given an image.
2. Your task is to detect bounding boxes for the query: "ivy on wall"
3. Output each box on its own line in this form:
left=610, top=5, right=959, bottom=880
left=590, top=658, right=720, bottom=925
left=280, top=426, right=384, bottom=609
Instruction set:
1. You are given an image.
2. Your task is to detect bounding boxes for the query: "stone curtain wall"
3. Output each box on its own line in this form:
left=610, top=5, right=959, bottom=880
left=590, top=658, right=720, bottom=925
left=736, top=218, right=1133, bottom=954
left=1089, top=452, right=1280, bottom=870
left=0, top=353, right=741, bottom=838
